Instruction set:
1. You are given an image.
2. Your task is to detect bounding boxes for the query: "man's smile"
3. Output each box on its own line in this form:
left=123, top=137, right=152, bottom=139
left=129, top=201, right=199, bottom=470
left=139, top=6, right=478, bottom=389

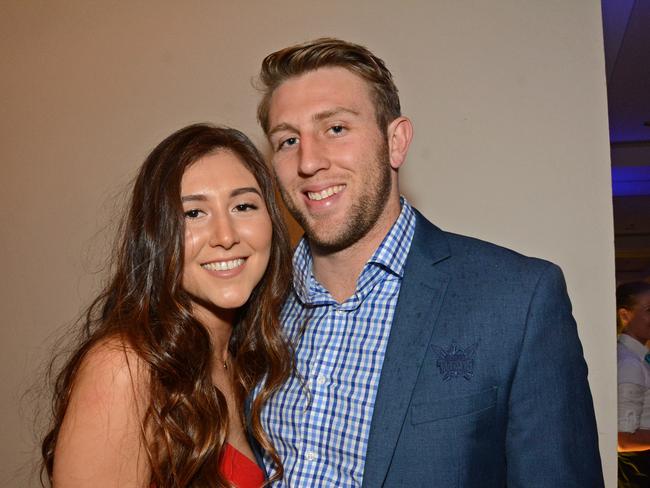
left=306, top=184, right=345, bottom=201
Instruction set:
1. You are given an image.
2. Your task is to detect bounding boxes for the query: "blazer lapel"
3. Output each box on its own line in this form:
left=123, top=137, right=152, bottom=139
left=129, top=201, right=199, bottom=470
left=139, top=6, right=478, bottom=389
left=362, top=212, right=451, bottom=487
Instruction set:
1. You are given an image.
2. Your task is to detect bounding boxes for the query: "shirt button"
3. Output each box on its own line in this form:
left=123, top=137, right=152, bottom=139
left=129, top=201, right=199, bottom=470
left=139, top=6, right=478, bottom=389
left=335, top=308, right=346, bottom=314
left=317, top=374, right=327, bottom=385
left=305, top=450, right=317, bottom=461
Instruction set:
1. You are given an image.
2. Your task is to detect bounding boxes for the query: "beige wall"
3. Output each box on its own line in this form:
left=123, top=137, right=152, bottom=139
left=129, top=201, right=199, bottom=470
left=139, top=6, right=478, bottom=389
left=0, top=1, right=615, bottom=485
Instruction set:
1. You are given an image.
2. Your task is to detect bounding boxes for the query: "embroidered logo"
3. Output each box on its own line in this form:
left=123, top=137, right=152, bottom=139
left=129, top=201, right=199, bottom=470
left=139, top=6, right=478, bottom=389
left=432, top=341, right=478, bottom=381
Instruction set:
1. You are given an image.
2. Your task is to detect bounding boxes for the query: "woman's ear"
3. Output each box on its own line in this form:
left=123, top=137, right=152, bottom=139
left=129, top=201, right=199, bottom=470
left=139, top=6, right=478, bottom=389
left=386, top=116, right=413, bottom=170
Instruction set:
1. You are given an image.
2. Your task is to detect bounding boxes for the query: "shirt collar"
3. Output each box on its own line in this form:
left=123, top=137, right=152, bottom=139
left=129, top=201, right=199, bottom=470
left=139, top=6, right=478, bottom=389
left=366, top=197, right=415, bottom=277
left=292, top=197, right=416, bottom=304
left=619, top=333, right=649, bottom=359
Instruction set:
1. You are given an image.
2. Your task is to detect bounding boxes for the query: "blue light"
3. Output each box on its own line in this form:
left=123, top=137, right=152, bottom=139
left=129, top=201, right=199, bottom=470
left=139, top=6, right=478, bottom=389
left=611, top=166, right=650, bottom=196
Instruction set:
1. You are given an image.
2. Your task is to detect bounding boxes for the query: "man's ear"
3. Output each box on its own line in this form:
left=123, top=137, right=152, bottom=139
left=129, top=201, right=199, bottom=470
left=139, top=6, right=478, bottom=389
left=386, top=116, right=413, bottom=170
left=618, top=308, right=632, bottom=329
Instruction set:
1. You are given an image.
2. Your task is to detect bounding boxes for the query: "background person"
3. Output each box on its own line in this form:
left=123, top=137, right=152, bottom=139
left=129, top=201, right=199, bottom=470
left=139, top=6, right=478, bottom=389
left=41, top=124, right=293, bottom=487
left=617, top=281, right=650, bottom=486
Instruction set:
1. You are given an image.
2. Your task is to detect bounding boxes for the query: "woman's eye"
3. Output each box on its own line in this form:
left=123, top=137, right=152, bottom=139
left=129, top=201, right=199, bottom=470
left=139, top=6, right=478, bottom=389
left=233, top=203, right=258, bottom=212
left=184, top=209, right=203, bottom=219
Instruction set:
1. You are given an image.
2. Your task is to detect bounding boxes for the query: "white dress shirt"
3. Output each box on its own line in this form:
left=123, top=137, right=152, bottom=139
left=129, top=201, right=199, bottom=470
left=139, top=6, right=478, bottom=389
left=618, top=333, right=650, bottom=433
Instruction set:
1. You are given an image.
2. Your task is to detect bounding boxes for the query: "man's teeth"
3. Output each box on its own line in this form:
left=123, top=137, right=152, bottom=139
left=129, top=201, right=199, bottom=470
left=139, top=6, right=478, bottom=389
left=202, top=259, right=244, bottom=271
left=307, top=185, right=344, bottom=201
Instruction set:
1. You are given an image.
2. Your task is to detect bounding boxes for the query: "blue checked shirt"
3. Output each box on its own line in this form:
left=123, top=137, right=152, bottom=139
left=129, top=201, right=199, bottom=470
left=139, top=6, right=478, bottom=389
left=261, top=199, right=416, bottom=487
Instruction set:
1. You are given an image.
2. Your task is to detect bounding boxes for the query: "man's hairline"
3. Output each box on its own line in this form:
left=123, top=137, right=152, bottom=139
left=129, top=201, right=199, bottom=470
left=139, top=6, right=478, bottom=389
left=261, top=66, right=388, bottom=140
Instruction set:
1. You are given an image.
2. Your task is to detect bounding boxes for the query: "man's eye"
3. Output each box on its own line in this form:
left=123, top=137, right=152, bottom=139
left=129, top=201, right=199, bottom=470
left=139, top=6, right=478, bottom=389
left=330, top=125, right=345, bottom=135
left=278, top=137, right=298, bottom=150
left=184, top=209, right=202, bottom=219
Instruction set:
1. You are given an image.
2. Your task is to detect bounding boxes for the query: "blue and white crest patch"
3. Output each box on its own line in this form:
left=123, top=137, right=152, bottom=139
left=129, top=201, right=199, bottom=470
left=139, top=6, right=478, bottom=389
left=432, top=341, right=478, bottom=381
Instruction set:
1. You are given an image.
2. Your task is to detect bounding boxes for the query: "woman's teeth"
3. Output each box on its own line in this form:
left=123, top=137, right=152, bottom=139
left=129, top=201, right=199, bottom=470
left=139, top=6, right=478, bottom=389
left=202, top=258, right=244, bottom=271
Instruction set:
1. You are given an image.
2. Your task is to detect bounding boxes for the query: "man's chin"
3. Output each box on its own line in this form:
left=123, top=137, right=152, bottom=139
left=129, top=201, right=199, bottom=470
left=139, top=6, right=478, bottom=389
left=307, top=224, right=370, bottom=254
left=288, top=205, right=361, bottom=252
left=308, top=236, right=351, bottom=254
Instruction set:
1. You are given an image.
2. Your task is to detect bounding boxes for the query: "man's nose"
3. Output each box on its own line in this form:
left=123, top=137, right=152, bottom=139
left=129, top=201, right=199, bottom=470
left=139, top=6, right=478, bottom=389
left=208, top=214, right=240, bottom=249
left=297, top=136, right=330, bottom=176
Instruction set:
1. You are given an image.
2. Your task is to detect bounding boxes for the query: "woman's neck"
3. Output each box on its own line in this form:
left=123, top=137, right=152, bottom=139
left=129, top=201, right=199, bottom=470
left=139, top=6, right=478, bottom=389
left=192, top=302, right=235, bottom=368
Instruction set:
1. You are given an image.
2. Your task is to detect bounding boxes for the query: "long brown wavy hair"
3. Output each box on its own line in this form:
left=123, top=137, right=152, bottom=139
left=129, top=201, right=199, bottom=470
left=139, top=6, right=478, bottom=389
left=41, top=124, right=293, bottom=487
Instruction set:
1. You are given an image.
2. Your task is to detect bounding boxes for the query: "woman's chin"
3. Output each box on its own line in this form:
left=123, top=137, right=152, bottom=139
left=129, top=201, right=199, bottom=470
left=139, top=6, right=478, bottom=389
left=197, top=293, right=251, bottom=312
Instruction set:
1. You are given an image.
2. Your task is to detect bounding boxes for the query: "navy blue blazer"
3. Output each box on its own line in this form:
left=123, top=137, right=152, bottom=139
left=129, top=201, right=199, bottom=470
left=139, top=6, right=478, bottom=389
left=360, top=210, right=603, bottom=487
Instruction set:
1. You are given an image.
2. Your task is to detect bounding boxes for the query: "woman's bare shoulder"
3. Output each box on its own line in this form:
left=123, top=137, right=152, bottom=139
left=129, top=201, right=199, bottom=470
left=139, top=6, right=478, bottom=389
left=78, top=336, right=149, bottom=391
left=53, top=336, right=151, bottom=487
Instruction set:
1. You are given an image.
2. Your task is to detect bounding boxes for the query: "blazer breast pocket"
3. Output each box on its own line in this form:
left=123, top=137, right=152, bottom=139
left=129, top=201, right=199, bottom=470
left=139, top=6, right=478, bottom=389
left=411, top=386, right=498, bottom=425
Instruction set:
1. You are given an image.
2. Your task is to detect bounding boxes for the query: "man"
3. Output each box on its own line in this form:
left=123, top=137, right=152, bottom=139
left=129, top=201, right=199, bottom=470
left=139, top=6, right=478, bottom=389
left=256, top=38, right=603, bottom=487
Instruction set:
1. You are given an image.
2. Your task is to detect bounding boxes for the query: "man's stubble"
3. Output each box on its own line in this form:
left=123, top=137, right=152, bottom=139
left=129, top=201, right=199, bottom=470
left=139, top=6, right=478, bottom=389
left=277, top=139, right=393, bottom=254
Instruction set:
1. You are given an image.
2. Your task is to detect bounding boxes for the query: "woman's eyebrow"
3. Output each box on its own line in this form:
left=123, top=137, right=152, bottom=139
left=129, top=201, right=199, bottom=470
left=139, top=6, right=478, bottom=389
left=181, top=187, right=261, bottom=202
left=230, top=187, right=262, bottom=198
left=181, top=194, right=207, bottom=203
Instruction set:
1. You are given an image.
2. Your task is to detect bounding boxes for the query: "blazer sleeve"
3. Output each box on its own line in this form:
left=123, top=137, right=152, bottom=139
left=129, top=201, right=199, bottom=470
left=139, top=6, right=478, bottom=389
left=505, top=263, right=604, bottom=487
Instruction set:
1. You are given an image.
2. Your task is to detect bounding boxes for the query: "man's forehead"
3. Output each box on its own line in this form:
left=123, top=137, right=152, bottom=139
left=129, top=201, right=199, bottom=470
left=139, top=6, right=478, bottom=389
left=273, top=66, right=370, bottom=95
left=268, top=67, right=375, bottom=124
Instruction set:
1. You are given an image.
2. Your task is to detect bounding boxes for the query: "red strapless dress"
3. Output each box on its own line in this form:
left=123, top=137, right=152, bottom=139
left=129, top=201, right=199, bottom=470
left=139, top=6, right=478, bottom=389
left=219, top=443, right=265, bottom=488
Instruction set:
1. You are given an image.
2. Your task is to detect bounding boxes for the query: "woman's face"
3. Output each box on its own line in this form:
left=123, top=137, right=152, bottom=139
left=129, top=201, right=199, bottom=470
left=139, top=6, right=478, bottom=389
left=621, top=291, right=650, bottom=343
left=181, top=150, right=273, bottom=317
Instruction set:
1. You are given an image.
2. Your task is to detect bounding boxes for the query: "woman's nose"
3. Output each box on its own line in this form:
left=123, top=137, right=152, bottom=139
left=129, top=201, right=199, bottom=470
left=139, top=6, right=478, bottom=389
left=208, top=215, right=240, bottom=249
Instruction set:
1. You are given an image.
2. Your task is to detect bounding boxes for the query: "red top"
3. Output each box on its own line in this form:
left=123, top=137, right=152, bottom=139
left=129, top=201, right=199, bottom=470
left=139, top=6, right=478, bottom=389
left=220, top=443, right=265, bottom=488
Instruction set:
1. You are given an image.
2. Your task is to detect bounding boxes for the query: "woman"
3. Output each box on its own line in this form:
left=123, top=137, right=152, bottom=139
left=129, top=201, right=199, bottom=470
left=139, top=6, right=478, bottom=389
left=41, top=124, right=293, bottom=487
left=617, top=280, right=650, bottom=487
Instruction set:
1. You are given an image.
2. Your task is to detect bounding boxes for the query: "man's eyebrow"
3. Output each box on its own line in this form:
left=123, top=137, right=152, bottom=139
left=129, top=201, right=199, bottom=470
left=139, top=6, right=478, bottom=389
left=313, top=107, right=359, bottom=122
left=268, top=122, right=297, bottom=138
left=268, top=107, right=360, bottom=137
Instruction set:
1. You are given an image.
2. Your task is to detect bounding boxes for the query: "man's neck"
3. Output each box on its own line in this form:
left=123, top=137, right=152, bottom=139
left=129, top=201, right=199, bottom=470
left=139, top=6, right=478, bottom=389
left=310, top=198, right=402, bottom=303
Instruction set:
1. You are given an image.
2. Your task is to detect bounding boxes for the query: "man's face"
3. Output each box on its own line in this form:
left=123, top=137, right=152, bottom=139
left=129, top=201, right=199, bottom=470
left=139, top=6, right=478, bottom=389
left=267, top=67, right=394, bottom=253
left=622, top=291, right=650, bottom=343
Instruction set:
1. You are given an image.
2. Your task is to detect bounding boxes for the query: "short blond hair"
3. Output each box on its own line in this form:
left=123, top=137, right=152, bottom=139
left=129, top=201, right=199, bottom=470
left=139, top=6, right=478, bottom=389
left=257, top=38, right=401, bottom=135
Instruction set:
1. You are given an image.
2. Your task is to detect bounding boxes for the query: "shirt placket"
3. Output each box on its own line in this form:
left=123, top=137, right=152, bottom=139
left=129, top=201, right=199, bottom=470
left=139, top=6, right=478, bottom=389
left=300, top=297, right=357, bottom=483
